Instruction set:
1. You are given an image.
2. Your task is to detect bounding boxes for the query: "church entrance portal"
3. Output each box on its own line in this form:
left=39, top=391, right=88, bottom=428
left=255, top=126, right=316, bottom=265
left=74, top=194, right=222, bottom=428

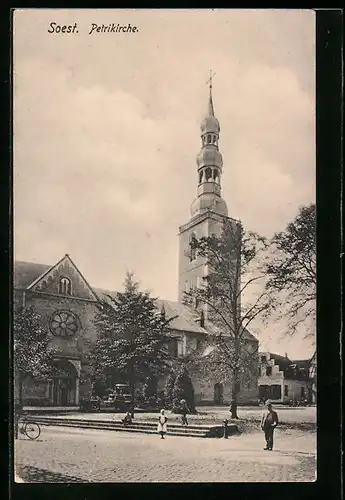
left=52, top=360, right=77, bottom=406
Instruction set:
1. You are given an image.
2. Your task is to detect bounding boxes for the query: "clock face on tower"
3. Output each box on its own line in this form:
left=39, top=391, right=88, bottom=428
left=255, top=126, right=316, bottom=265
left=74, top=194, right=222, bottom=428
left=49, top=310, right=79, bottom=337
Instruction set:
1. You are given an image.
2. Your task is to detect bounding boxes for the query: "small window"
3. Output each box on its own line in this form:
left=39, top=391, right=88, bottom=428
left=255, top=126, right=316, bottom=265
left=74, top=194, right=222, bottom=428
left=205, top=167, right=212, bottom=181
left=284, top=385, right=288, bottom=396
left=207, top=134, right=212, bottom=144
left=266, top=366, right=272, bottom=376
left=59, top=277, right=71, bottom=295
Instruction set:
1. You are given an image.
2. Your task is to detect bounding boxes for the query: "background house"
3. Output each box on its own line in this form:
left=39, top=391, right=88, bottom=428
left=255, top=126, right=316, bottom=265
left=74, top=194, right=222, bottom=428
left=258, top=352, right=310, bottom=404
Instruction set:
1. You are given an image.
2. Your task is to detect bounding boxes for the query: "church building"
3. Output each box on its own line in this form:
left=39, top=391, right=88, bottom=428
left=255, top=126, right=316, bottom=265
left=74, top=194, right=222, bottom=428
left=14, top=80, right=259, bottom=409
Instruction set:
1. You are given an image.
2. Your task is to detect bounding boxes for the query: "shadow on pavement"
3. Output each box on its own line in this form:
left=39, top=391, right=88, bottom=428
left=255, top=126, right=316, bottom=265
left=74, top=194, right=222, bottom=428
left=17, top=465, right=91, bottom=483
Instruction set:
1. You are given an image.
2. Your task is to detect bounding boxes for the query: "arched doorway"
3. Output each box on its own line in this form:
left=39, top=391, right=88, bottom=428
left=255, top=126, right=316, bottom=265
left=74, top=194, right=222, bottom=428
left=51, top=360, right=77, bottom=406
left=214, top=383, right=224, bottom=405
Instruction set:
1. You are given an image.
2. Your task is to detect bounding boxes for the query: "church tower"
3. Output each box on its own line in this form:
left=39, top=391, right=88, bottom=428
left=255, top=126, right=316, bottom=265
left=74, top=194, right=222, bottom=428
left=178, top=75, right=230, bottom=303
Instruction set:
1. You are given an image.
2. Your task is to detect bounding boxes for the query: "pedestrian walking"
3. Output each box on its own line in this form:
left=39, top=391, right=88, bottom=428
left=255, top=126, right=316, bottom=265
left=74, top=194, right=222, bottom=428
left=157, top=409, right=168, bottom=439
left=180, top=399, right=190, bottom=426
left=261, top=400, right=279, bottom=451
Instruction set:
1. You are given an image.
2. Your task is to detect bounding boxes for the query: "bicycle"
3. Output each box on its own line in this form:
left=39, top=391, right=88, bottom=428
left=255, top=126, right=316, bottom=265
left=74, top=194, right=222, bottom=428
left=15, top=416, right=41, bottom=440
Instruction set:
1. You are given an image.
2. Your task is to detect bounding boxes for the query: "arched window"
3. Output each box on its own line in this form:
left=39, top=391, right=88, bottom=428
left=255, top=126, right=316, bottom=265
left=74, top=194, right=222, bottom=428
left=199, top=170, right=203, bottom=184
left=207, top=134, right=212, bottom=144
left=59, top=277, right=72, bottom=295
left=205, top=167, right=212, bottom=182
left=189, top=233, right=197, bottom=262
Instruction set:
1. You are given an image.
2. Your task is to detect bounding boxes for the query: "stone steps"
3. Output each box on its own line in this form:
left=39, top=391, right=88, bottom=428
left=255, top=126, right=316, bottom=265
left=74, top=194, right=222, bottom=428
left=25, top=416, right=238, bottom=438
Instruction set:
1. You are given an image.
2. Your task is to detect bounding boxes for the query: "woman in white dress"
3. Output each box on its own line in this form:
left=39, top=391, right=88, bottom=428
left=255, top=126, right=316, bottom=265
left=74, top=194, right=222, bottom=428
left=157, top=409, right=168, bottom=439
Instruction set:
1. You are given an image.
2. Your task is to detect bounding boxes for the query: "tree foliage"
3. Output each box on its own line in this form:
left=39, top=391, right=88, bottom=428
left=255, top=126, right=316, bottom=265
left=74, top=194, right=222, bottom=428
left=185, top=219, right=270, bottom=417
left=164, top=369, right=177, bottom=409
left=141, top=376, right=158, bottom=403
left=90, top=272, right=175, bottom=411
left=265, top=203, right=316, bottom=339
left=171, top=365, right=196, bottom=413
left=13, top=304, right=55, bottom=403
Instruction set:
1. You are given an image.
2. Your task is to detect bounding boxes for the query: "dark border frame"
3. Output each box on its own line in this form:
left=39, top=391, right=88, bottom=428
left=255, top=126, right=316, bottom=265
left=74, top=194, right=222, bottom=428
left=2, top=7, right=343, bottom=500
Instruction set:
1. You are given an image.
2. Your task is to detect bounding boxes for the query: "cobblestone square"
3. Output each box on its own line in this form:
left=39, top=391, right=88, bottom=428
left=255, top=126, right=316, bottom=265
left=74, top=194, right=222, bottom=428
left=15, top=426, right=316, bottom=483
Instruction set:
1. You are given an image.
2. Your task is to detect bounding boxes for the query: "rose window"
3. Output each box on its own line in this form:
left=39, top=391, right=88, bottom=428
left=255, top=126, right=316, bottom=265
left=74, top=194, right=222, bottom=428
left=50, top=311, right=79, bottom=337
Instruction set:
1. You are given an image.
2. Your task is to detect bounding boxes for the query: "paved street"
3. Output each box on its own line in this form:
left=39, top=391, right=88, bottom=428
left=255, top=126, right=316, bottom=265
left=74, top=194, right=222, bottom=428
left=15, top=426, right=316, bottom=483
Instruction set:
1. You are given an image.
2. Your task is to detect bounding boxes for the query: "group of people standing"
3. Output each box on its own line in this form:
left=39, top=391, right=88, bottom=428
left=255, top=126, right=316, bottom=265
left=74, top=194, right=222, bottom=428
left=157, top=398, right=279, bottom=451
left=157, top=399, right=190, bottom=439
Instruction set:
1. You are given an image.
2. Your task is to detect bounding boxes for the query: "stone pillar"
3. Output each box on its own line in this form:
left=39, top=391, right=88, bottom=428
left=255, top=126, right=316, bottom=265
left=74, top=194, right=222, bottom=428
left=281, top=381, right=285, bottom=403
left=75, top=377, right=80, bottom=406
left=67, top=359, right=81, bottom=406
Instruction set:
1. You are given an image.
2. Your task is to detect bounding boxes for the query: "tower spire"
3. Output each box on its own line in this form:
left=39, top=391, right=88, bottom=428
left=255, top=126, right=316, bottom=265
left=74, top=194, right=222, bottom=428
left=206, top=70, right=216, bottom=117
left=190, top=73, right=228, bottom=219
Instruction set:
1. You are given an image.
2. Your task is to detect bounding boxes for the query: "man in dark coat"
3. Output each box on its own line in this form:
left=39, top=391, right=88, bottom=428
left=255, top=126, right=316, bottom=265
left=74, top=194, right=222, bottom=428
left=261, top=400, right=279, bottom=450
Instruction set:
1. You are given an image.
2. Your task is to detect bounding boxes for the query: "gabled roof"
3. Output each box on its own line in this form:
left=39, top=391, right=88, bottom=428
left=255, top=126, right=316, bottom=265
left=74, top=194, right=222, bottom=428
left=14, top=261, right=258, bottom=342
left=156, top=299, right=207, bottom=335
left=14, top=261, right=51, bottom=289
left=14, top=257, right=99, bottom=302
left=94, top=289, right=257, bottom=340
left=269, top=352, right=292, bottom=365
left=93, top=290, right=208, bottom=335
left=260, top=352, right=292, bottom=370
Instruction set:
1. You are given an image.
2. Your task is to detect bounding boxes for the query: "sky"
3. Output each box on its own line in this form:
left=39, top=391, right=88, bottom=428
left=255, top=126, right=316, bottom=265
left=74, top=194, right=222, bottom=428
left=13, top=9, right=316, bottom=358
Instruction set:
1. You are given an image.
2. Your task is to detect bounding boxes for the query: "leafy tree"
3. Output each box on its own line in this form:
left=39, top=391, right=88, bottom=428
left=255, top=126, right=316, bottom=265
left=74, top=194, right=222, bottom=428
left=90, top=272, right=174, bottom=416
left=265, top=203, right=316, bottom=340
left=13, top=304, right=55, bottom=405
left=142, top=376, right=157, bottom=399
left=185, top=219, right=271, bottom=418
left=171, top=365, right=196, bottom=413
left=164, top=370, right=177, bottom=409
left=141, top=376, right=158, bottom=407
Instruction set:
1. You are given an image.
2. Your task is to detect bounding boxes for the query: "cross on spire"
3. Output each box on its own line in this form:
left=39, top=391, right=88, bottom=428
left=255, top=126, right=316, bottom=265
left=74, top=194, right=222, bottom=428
left=206, top=70, right=216, bottom=90
left=206, top=70, right=216, bottom=117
